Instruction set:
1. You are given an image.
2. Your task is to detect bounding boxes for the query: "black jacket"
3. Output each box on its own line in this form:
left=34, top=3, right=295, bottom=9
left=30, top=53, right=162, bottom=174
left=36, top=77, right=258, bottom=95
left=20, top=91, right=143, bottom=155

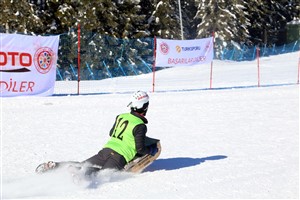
left=109, top=111, right=150, bottom=157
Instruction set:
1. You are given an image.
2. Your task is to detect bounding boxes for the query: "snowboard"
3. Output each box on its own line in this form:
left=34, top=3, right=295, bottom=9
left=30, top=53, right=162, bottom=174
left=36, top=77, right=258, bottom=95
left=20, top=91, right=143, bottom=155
left=35, top=137, right=161, bottom=174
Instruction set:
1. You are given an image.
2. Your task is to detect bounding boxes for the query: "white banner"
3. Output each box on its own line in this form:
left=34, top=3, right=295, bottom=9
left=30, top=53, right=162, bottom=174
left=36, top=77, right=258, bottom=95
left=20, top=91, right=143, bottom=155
left=155, top=37, right=213, bottom=67
left=0, top=33, right=59, bottom=97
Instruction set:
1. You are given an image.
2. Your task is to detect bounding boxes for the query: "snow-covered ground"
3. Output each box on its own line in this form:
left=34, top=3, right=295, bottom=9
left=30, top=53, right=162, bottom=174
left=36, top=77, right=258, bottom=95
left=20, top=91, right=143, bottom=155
left=1, top=52, right=299, bottom=199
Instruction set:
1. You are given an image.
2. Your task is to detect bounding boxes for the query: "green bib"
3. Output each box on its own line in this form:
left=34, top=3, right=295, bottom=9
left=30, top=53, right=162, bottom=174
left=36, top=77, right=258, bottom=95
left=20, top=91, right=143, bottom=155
left=104, top=113, right=144, bottom=162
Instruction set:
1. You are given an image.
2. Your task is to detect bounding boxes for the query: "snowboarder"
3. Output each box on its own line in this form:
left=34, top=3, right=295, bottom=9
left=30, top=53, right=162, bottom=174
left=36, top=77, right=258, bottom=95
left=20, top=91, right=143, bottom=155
left=36, top=91, right=159, bottom=176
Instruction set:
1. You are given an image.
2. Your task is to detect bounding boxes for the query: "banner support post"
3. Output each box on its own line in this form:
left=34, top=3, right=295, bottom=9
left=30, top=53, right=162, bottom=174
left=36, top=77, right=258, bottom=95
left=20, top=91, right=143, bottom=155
left=257, top=47, right=260, bottom=87
left=210, top=32, right=215, bottom=89
left=152, top=36, right=157, bottom=93
left=77, top=23, right=81, bottom=95
left=297, top=51, right=300, bottom=84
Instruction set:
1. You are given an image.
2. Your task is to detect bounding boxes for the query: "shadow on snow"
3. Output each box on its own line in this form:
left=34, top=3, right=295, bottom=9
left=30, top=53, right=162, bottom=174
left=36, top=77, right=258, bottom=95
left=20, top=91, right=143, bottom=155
left=144, top=155, right=227, bottom=172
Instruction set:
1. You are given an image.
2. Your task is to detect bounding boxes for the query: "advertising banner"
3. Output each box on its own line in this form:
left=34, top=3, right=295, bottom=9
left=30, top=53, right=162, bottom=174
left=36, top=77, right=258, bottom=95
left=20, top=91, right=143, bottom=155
left=155, top=37, right=213, bottom=67
left=0, top=33, right=59, bottom=97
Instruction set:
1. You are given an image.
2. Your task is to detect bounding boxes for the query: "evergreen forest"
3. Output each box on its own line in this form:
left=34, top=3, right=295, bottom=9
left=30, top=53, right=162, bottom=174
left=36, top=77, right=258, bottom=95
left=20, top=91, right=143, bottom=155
left=1, top=0, right=299, bottom=80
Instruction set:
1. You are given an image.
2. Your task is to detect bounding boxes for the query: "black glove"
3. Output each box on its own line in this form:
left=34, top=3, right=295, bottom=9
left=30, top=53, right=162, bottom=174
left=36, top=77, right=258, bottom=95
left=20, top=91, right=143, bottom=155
left=149, top=146, right=158, bottom=156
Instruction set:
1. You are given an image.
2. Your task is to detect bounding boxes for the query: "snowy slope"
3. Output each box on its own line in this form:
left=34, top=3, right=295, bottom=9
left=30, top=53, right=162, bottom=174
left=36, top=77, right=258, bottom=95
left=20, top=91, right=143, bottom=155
left=1, top=52, right=299, bottom=199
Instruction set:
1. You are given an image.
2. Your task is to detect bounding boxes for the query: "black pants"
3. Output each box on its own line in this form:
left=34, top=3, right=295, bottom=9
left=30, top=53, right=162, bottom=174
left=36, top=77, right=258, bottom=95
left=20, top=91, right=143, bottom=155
left=83, top=148, right=127, bottom=175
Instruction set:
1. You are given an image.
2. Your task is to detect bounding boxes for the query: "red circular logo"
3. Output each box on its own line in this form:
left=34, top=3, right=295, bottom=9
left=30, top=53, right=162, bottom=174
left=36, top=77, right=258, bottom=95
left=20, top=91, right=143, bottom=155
left=34, top=47, right=55, bottom=74
left=159, top=42, right=169, bottom=55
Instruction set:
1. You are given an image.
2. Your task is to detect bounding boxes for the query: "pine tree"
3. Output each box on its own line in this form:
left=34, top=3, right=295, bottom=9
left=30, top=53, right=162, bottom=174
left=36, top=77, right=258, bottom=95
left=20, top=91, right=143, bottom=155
left=148, top=0, right=182, bottom=39
left=194, top=0, right=251, bottom=58
left=194, top=0, right=249, bottom=42
left=115, top=0, right=147, bottom=39
left=93, top=0, right=119, bottom=36
left=180, top=0, right=199, bottom=39
left=0, top=0, right=43, bottom=34
left=247, top=0, right=299, bottom=45
left=77, top=0, right=119, bottom=77
left=139, top=0, right=154, bottom=37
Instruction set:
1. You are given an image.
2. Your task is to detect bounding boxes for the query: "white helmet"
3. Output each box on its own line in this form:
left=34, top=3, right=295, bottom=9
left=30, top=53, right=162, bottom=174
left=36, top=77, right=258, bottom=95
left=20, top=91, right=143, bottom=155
left=127, top=91, right=149, bottom=114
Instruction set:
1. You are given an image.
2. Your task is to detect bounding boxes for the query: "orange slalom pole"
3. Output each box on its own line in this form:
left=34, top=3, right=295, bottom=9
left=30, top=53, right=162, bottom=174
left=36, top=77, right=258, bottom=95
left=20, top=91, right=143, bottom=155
left=77, top=23, right=81, bottom=95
